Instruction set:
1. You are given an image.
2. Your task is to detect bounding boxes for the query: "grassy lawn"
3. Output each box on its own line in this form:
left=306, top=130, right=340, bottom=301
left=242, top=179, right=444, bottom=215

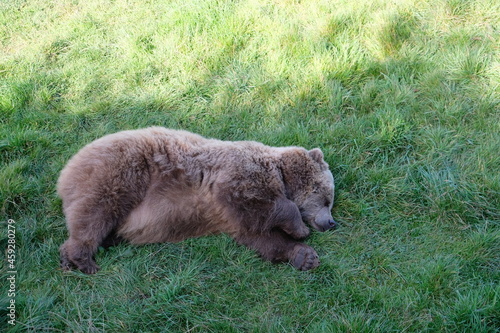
left=1, top=0, right=499, bottom=331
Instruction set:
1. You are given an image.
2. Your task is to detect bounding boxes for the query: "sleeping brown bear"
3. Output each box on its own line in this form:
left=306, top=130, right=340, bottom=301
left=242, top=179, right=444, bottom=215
left=58, top=127, right=336, bottom=274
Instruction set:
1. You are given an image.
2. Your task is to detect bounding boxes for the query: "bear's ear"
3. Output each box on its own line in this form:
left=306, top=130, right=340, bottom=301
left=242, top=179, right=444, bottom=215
left=308, top=148, right=324, bottom=164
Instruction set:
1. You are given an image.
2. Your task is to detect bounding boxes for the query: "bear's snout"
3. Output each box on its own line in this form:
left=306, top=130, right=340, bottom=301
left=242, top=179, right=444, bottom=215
left=309, top=206, right=337, bottom=232
left=315, top=218, right=337, bottom=232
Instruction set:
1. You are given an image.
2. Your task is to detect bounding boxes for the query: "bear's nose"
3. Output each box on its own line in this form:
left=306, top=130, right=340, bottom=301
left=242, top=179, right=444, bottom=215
left=328, top=219, right=337, bottom=229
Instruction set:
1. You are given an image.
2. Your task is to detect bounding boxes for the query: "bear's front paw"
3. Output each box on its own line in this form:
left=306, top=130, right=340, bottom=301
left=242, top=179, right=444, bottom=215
left=288, top=224, right=310, bottom=240
left=290, top=244, right=320, bottom=271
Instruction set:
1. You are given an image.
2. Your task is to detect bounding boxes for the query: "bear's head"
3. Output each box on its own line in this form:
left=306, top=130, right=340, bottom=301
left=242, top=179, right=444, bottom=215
left=281, top=148, right=336, bottom=232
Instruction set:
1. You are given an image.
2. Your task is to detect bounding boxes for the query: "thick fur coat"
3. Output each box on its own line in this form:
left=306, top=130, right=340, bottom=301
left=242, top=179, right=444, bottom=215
left=58, top=127, right=336, bottom=273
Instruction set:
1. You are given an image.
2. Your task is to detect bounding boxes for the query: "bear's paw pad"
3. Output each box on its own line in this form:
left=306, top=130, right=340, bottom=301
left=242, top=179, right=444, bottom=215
left=291, top=245, right=320, bottom=271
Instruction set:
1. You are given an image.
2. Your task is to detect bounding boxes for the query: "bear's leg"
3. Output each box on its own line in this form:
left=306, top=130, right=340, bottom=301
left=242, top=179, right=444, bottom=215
left=60, top=237, right=100, bottom=274
left=60, top=206, right=120, bottom=274
left=276, top=220, right=310, bottom=240
left=235, top=230, right=320, bottom=271
left=269, top=198, right=310, bottom=240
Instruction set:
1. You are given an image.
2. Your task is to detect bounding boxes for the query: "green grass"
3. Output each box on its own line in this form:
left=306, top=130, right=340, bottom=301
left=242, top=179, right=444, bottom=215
left=1, top=0, right=499, bottom=331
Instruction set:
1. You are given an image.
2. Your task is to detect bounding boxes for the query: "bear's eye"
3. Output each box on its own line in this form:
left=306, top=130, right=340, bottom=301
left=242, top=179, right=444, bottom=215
left=324, top=199, right=331, bottom=207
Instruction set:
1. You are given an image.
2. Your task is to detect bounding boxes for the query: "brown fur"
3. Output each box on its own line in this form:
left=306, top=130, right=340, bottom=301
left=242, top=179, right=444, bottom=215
left=58, top=127, right=336, bottom=273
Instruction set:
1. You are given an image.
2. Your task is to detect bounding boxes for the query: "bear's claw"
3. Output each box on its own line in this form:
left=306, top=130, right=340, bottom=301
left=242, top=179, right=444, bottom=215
left=290, top=244, right=320, bottom=271
left=60, top=257, right=100, bottom=274
left=80, top=263, right=100, bottom=274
